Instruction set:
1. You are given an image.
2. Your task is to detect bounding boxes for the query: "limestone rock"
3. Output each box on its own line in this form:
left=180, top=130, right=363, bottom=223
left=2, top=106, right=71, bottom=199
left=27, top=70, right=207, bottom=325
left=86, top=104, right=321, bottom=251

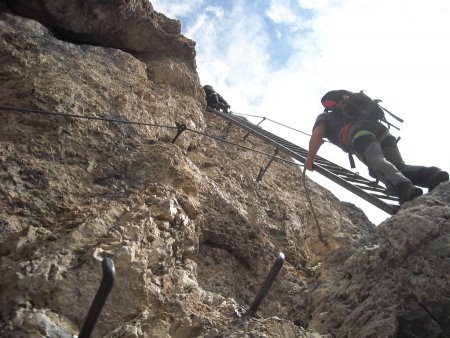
left=6, top=0, right=202, bottom=99
left=5, top=0, right=196, bottom=67
left=299, top=182, right=450, bottom=337
left=1, top=1, right=448, bottom=337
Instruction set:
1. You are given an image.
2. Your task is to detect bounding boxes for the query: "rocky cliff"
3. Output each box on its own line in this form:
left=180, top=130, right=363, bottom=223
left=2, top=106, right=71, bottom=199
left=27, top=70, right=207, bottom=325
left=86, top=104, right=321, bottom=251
left=1, top=1, right=449, bottom=337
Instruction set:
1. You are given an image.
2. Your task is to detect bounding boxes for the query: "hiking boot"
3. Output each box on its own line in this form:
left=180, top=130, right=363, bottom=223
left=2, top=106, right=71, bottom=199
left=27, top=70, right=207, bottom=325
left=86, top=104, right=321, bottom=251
left=427, top=169, right=449, bottom=191
left=397, top=182, right=423, bottom=205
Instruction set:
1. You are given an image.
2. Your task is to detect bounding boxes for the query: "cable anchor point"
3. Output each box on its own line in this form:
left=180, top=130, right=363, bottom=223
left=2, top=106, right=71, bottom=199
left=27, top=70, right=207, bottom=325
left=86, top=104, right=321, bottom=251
left=171, top=122, right=187, bottom=143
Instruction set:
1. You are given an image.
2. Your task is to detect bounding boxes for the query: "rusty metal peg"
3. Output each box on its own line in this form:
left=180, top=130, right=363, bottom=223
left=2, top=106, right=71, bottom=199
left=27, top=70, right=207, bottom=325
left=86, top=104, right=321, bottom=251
left=78, top=257, right=116, bottom=338
left=243, top=117, right=266, bottom=141
left=247, top=252, right=285, bottom=316
left=256, top=148, right=279, bottom=182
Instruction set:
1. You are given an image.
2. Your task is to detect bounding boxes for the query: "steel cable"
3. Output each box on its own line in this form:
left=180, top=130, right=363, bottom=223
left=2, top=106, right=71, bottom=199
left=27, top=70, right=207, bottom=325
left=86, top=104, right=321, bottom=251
left=0, top=105, right=302, bottom=168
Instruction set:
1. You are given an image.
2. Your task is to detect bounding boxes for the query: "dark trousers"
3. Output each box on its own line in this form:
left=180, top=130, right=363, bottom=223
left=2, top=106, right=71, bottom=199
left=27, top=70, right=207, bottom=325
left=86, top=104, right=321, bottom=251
left=351, top=122, right=437, bottom=194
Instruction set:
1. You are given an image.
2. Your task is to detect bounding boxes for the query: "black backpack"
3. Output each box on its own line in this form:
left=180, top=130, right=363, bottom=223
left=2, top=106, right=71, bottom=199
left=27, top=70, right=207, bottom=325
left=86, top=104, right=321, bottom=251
left=341, top=91, right=385, bottom=122
left=321, top=90, right=403, bottom=129
left=321, top=90, right=404, bottom=168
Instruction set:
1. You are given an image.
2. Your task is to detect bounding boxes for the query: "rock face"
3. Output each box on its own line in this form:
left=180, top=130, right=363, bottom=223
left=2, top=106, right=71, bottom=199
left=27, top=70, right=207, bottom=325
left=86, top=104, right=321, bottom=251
left=5, top=0, right=197, bottom=68
left=0, top=1, right=448, bottom=337
left=301, top=183, right=450, bottom=337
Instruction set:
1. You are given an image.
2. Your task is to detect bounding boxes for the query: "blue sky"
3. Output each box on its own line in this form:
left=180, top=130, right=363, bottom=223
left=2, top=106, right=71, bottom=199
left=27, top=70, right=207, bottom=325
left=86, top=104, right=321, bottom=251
left=151, top=0, right=450, bottom=224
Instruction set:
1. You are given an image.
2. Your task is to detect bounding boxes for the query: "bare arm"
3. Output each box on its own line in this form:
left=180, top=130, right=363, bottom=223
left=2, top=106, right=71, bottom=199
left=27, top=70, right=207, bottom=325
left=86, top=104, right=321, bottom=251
left=305, top=122, right=326, bottom=171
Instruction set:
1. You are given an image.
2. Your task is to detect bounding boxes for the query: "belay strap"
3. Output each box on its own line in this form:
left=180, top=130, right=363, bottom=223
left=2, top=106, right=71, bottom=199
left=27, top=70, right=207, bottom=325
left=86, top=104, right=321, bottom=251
left=339, top=121, right=375, bottom=146
left=338, top=122, right=356, bottom=168
left=339, top=122, right=353, bottom=146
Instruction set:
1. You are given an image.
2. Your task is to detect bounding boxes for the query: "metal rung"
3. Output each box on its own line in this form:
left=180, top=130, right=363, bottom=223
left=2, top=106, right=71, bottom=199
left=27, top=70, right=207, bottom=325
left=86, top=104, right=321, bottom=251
left=206, top=108, right=400, bottom=214
left=367, top=193, right=399, bottom=201
left=353, top=184, right=388, bottom=194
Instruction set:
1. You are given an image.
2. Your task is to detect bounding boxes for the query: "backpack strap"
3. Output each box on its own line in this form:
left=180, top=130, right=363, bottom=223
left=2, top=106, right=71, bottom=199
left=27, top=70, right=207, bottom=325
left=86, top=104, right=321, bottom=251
left=348, top=152, right=356, bottom=169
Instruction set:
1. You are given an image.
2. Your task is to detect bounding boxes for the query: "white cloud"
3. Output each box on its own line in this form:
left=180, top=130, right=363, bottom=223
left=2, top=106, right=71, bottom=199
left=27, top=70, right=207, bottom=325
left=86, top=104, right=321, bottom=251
left=205, top=5, right=224, bottom=18
left=297, top=0, right=344, bottom=11
left=189, top=3, right=272, bottom=104
left=266, top=0, right=298, bottom=24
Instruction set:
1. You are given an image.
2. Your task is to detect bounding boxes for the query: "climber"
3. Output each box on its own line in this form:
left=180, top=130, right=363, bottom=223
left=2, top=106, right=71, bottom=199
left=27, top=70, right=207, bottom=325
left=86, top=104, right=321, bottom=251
left=305, top=89, right=449, bottom=205
left=203, top=85, right=231, bottom=113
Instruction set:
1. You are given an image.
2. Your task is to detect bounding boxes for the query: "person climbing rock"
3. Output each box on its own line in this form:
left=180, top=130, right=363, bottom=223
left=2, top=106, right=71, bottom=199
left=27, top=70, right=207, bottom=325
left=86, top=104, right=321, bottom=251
left=305, top=89, right=448, bottom=205
left=203, top=85, right=231, bottom=113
